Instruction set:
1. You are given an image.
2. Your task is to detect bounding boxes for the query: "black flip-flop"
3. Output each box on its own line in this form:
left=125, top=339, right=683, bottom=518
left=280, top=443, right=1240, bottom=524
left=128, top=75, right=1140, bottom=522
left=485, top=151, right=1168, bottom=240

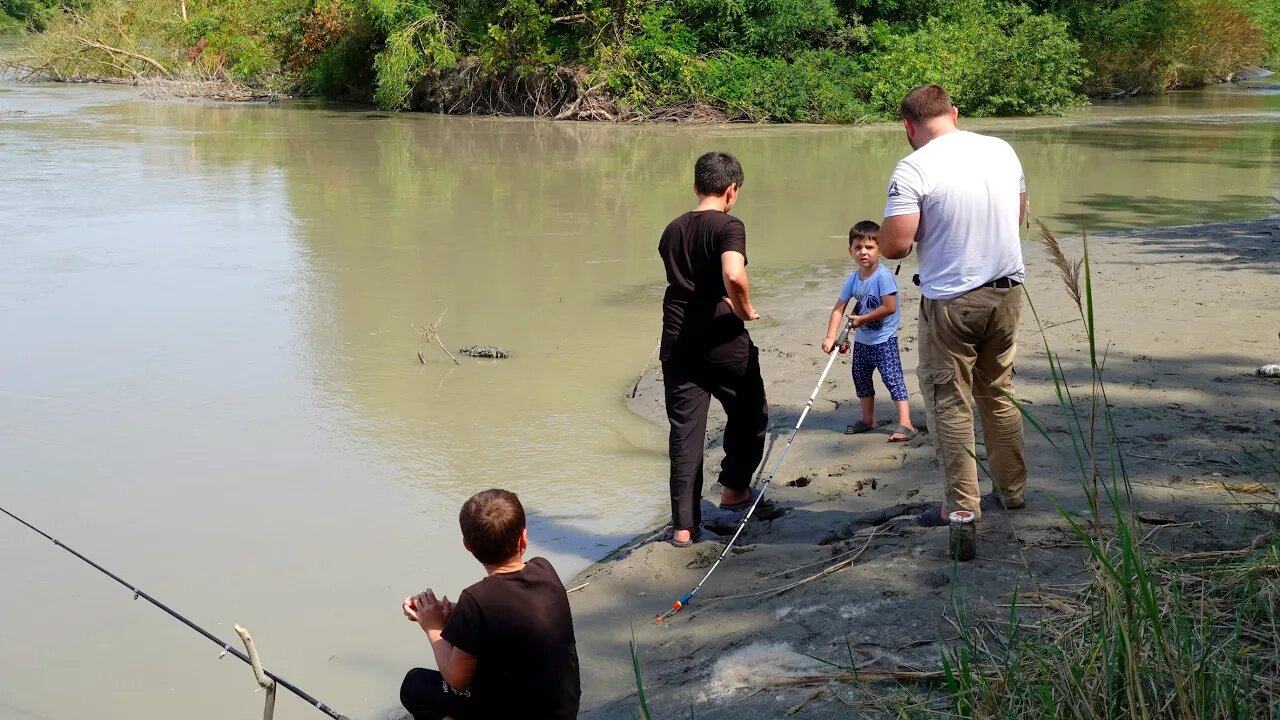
left=915, top=504, right=950, bottom=527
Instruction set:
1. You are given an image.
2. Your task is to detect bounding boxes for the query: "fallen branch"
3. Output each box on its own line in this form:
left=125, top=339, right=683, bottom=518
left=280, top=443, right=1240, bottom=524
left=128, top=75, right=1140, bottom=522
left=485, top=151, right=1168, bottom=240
left=785, top=688, right=824, bottom=716
left=412, top=311, right=460, bottom=366
left=711, top=524, right=888, bottom=602
left=69, top=34, right=172, bottom=77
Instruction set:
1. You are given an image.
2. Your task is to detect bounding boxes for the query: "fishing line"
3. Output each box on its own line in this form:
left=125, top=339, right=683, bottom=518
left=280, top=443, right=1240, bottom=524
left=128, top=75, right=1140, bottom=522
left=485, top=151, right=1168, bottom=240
left=0, top=505, right=350, bottom=720
left=656, top=317, right=855, bottom=622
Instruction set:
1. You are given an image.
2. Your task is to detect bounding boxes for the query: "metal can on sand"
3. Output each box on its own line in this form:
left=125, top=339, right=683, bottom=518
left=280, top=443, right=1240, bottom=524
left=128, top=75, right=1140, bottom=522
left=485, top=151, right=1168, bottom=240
left=949, top=510, right=976, bottom=561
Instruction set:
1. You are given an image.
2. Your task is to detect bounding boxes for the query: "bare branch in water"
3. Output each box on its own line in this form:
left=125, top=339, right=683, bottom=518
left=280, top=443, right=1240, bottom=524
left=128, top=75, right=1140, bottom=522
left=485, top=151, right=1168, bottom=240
left=1037, top=221, right=1083, bottom=312
left=412, top=310, right=460, bottom=365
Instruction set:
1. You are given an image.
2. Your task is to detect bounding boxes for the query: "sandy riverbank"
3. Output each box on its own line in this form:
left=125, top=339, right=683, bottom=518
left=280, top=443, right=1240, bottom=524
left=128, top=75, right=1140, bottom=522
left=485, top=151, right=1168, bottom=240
left=568, top=216, right=1280, bottom=719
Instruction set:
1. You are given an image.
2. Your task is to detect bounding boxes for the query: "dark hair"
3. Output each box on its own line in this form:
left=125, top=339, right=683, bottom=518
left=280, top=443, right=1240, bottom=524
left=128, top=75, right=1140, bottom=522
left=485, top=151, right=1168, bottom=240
left=459, top=489, right=526, bottom=565
left=900, top=84, right=954, bottom=123
left=849, top=220, right=880, bottom=246
left=694, top=151, right=745, bottom=196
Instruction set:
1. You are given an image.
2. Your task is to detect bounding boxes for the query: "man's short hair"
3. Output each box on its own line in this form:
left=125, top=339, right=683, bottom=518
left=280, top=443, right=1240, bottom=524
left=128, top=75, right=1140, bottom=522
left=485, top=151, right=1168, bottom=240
left=900, top=84, right=954, bottom=123
left=849, top=220, right=881, bottom=246
left=459, top=489, right=526, bottom=564
left=694, top=151, right=745, bottom=196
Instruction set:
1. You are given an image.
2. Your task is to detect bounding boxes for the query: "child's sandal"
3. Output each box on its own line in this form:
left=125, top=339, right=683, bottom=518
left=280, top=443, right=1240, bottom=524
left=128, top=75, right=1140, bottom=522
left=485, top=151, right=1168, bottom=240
left=887, top=426, right=917, bottom=443
left=845, top=420, right=875, bottom=434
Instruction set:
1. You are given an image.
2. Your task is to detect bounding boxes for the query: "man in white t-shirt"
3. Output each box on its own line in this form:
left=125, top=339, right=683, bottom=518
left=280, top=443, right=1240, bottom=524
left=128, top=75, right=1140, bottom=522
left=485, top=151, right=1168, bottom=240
left=877, top=84, right=1028, bottom=530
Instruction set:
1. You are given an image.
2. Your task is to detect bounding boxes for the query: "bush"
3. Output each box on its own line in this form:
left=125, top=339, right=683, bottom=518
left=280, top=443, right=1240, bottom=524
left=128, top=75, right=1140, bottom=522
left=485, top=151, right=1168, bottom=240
left=1, top=8, right=22, bottom=33
left=680, top=0, right=848, bottom=57
left=701, top=50, right=874, bottom=122
left=1041, top=0, right=1268, bottom=93
left=12, top=0, right=1266, bottom=119
left=604, top=4, right=702, bottom=111
left=0, top=0, right=61, bottom=31
left=871, top=2, right=1086, bottom=117
left=1226, top=0, right=1280, bottom=65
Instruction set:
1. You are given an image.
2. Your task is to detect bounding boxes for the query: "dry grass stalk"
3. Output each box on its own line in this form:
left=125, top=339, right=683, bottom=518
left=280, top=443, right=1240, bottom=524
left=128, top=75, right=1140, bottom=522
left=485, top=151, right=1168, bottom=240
left=1037, top=221, right=1083, bottom=311
left=412, top=311, right=460, bottom=365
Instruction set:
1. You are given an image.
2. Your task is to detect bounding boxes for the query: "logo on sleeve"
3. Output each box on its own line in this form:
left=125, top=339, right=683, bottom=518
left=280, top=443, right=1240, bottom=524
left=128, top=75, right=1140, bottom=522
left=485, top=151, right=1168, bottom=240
left=887, top=180, right=900, bottom=197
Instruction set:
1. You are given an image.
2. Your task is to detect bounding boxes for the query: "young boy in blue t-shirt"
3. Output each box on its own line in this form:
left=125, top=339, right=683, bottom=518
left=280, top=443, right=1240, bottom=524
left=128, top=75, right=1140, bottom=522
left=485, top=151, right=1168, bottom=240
left=821, top=221, right=918, bottom=442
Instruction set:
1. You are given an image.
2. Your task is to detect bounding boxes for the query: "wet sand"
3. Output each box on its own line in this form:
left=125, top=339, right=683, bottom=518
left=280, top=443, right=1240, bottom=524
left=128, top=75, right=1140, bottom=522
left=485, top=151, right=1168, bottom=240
left=568, top=216, right=1280, bottom=719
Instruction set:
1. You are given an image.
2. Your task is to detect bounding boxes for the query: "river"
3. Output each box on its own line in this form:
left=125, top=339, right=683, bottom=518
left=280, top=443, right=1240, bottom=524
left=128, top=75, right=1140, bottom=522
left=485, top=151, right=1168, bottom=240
left=0, top=80, right=1277, bottom=720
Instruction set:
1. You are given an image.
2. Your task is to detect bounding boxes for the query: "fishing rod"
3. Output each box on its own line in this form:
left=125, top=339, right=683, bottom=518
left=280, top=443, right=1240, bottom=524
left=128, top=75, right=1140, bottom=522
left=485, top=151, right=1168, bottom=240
left=656, top=317, right=854, bottom=622
left=0, top=504, right=350, bottom=720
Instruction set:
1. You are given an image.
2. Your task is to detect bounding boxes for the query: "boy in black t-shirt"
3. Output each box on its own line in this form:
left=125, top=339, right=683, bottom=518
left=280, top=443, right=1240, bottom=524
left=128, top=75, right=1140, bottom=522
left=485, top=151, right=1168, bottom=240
left=400, top=489, right=581, bottom=720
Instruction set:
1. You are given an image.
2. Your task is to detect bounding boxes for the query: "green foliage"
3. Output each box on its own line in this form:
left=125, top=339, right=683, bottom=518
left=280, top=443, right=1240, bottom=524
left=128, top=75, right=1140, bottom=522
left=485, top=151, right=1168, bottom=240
left=871, top=2, right=1086, bottom=117
left=680, top=0, right=848, bottom=57
left=1036, top=0, right=1268, bottom=92
left=0, top=0, right=62, bottom=31
left=14, top=0, right=1272, bottom=119
left=0, top=8, right=23, bottom=33
left=364, top=0, right=457, bottom=109
left=702, top=50, right=874, bottom=122
left=604, top=4, right=701, bottom=110
left=1227, top=0, right=1280, bottom=63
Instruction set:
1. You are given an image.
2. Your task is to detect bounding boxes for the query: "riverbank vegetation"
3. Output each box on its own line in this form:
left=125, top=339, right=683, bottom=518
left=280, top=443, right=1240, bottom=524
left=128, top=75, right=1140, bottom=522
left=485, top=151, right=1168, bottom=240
left=2, top=0, right=1276, bottom=120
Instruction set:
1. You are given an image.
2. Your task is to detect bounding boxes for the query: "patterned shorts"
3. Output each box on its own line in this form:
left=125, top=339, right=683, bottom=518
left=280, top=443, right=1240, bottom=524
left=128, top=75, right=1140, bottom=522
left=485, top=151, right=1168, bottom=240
left=852, top=337, right=908, bottom=401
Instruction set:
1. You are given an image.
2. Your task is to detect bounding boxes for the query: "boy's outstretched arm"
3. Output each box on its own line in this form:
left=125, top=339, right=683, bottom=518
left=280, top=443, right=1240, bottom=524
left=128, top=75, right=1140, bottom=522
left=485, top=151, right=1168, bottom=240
left=823, top=299, right=850, bottom=353
left=721, top=251, right=759, bottom=321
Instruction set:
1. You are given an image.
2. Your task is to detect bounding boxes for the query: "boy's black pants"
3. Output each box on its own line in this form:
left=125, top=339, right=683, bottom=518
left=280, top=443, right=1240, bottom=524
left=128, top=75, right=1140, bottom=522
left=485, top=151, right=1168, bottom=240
left=401, top=668, right=475, bottom=720
left=662, top=343, right=769, bottom=530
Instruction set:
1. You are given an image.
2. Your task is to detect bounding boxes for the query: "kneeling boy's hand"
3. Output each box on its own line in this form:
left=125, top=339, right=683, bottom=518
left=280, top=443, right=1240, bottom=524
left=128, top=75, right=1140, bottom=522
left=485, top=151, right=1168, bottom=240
left=412, top=590, right=454, bottom=633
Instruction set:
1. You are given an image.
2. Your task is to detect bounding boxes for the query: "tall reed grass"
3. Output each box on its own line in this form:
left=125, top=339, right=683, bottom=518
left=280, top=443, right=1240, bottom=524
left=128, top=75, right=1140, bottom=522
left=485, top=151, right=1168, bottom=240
left=936, top=226, right=1279, bottom=719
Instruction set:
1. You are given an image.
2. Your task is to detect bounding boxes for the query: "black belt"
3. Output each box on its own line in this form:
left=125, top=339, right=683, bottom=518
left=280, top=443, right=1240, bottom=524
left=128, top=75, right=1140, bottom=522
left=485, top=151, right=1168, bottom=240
left=979, top=276, right=1022, bottom=289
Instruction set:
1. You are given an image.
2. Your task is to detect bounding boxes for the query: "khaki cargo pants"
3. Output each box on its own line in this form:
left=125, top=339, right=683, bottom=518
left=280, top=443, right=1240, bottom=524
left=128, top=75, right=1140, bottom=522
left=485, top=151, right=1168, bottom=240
left=917, top=285, right=1027, bottom=520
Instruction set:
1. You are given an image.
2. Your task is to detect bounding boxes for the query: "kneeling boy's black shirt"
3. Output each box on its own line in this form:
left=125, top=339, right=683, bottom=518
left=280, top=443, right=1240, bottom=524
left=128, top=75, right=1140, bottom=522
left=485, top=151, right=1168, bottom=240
left=441, top=556, right=581, bottom=719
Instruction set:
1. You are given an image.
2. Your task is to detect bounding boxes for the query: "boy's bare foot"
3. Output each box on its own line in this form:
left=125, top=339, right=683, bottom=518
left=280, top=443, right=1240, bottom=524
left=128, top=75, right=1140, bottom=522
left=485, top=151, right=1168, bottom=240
left=720, top=487, right=752, bottom=509
left=672, top=528, right=694, bottom=545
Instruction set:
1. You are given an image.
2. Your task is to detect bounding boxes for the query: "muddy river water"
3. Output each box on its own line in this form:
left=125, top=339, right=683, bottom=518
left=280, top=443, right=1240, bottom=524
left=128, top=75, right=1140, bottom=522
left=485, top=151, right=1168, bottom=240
left=1, top=79, right=1277, bottom=719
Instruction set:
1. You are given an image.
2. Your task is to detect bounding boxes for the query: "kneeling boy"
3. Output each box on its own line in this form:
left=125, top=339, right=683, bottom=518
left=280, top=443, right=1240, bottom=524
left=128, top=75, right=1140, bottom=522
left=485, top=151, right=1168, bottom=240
left=400, top=489, right=581, bottom=720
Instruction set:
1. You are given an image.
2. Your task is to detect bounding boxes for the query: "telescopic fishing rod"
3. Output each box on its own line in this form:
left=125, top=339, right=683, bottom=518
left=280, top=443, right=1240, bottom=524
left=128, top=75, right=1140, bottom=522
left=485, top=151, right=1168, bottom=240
left=0, top=504, right=350, bottom=720
left=656, top=317, right=854, bottom=622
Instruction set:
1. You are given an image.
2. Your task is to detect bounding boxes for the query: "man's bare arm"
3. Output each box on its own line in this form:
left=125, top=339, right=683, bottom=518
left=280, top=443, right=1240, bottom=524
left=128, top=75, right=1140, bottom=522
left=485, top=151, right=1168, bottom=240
left=1019, top=191, right=1027, bottom=226
left=721, top=251, right=759, bottom=321
left=878, top=214, right=919, bottom=260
